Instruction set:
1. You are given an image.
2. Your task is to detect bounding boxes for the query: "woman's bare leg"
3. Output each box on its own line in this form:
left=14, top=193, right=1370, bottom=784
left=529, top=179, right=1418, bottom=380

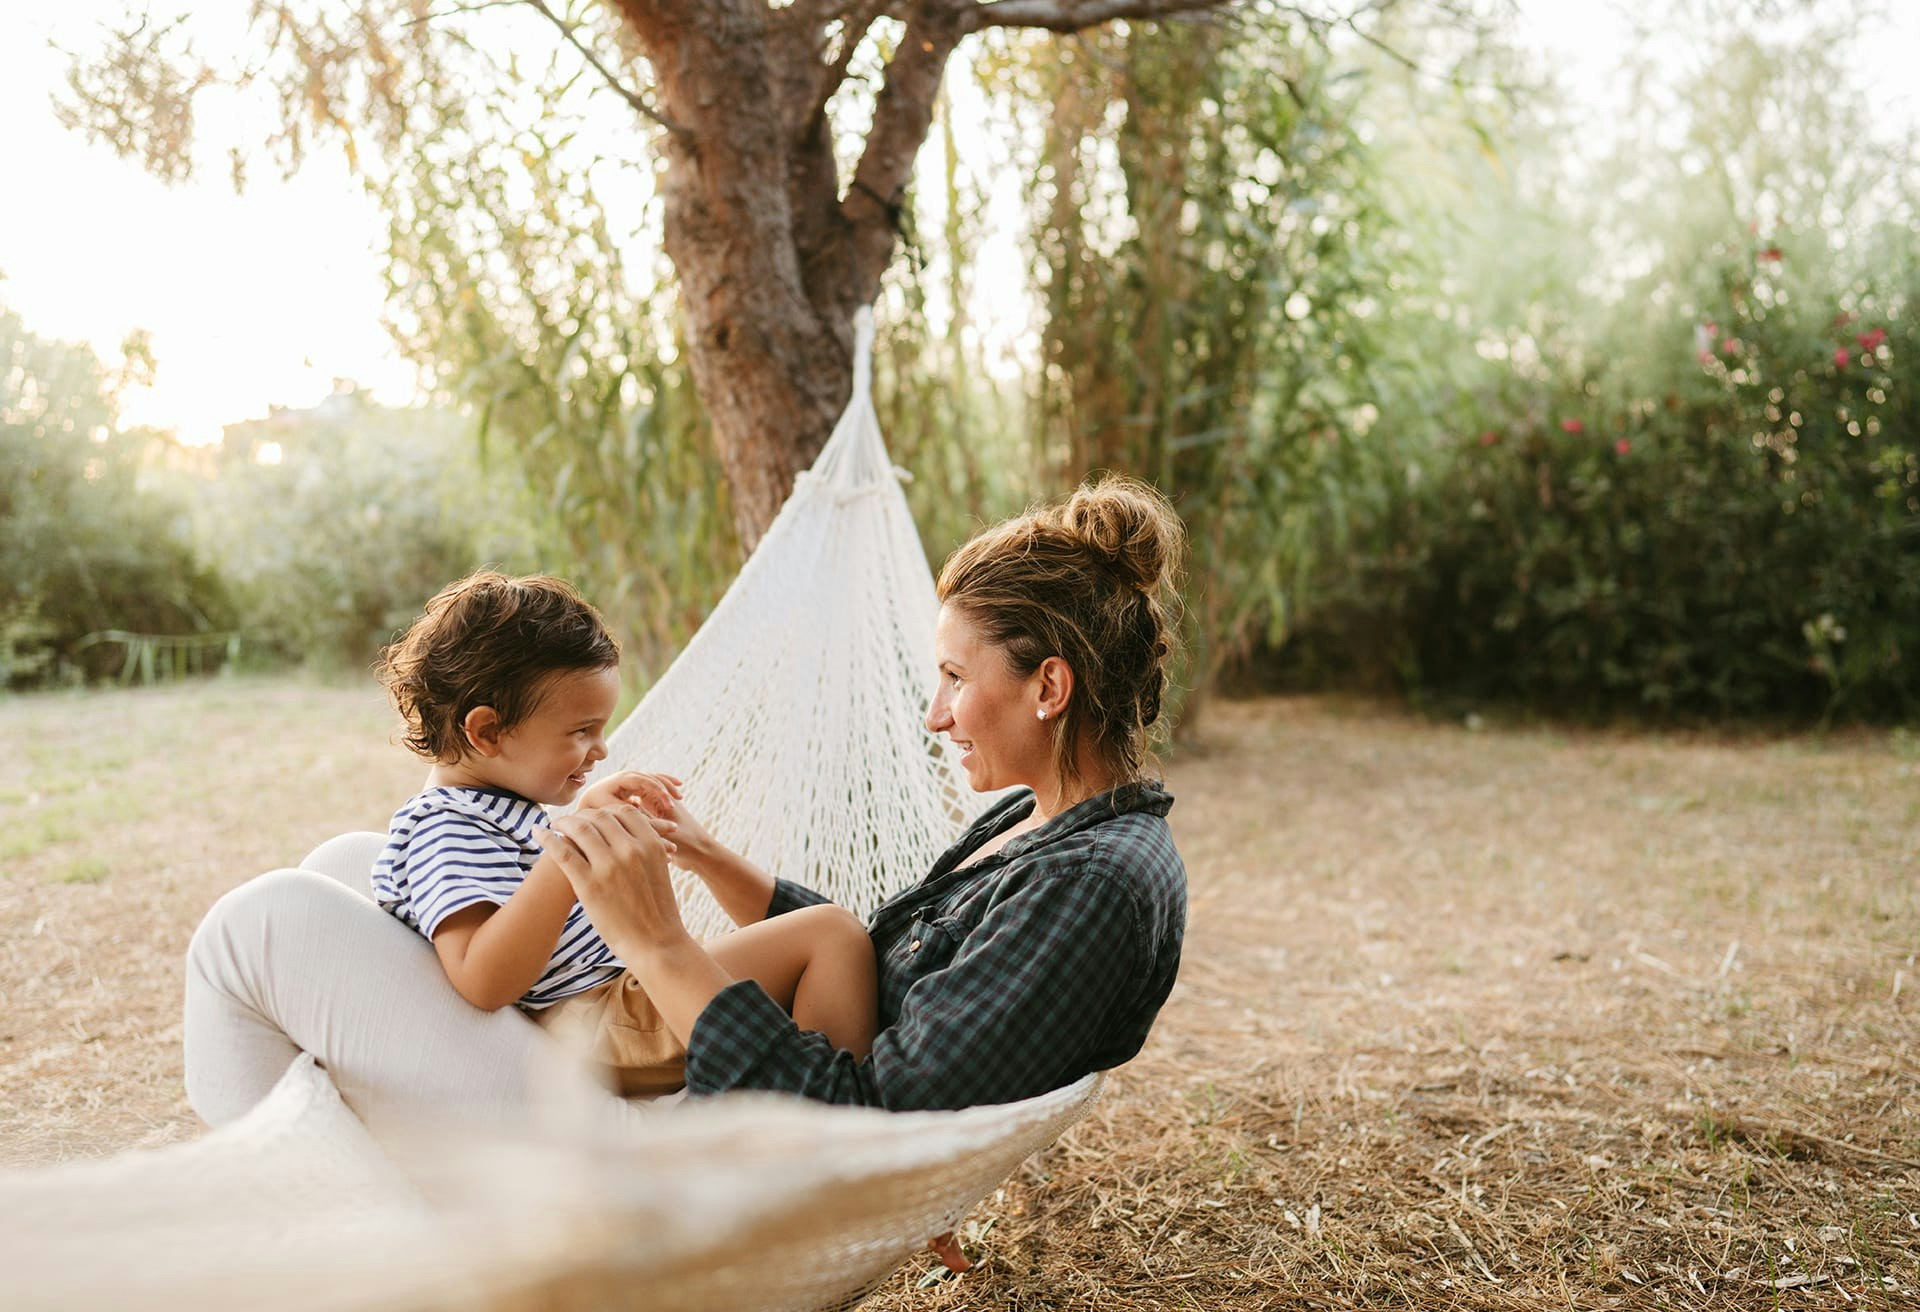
left=706, top=905, right=878, bottom=1057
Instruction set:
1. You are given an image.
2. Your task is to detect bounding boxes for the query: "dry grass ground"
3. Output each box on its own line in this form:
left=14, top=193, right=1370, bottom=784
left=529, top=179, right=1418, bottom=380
left=2, top=682, right=1916, bottom=1308
left=0, top=677, right=424, bottom=1162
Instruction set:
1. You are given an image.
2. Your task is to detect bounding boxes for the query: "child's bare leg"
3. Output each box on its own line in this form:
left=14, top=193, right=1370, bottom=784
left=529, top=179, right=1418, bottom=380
left=706, top=904, right=879, bottom=1057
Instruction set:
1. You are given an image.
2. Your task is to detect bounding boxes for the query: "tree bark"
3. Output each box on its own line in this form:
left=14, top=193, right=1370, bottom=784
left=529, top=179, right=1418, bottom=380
left=610, top=0, right=854, bottom=547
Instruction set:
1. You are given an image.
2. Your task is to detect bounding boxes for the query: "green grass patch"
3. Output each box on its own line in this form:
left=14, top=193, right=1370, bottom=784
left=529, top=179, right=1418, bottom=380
left=58, top=857, right=110, bottom=885
left=0, top=819, right=79, bottom=861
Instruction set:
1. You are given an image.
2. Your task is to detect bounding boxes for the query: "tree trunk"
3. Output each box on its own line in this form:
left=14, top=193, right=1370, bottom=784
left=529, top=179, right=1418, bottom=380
left=608, top=0, right=1207, bottom=549
left=610, top=0, right=964, bottom=549
left=609, top=2, right=853, bottom=547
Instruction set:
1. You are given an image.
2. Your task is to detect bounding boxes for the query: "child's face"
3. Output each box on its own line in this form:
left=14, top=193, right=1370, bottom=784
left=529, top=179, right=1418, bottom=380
left=482, top=665, right=622, bottom=806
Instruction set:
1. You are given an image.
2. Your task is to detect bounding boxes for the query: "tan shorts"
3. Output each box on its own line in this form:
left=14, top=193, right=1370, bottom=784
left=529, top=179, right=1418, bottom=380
left=532, top=972, right=688, bottom=1097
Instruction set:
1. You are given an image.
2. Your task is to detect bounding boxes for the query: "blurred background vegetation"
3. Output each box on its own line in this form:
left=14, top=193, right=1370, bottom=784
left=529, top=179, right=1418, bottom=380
left=7, top=2, right=1916, bottom=725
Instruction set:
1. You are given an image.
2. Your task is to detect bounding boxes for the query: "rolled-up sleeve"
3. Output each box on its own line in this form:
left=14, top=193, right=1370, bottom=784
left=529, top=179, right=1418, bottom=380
left=764, top=878, right=831, bottom=918
left=684, top=865, right=1145, bottom=1109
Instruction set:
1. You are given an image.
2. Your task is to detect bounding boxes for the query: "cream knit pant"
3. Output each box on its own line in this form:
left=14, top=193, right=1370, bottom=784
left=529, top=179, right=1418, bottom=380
left=183, top=833, right=649, bottom=1137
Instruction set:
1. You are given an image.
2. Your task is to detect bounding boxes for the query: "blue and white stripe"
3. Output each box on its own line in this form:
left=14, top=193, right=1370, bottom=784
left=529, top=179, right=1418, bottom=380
left=374, top=785, right=622, bottom=1007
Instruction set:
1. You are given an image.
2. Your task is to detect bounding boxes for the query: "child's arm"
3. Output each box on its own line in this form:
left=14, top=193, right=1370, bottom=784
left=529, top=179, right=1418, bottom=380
left=428, top=854, right=579, bottom=1010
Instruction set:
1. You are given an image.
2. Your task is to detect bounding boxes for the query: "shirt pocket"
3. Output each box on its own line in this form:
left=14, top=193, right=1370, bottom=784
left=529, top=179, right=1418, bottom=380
left=894, top=912, right=968, bottom=976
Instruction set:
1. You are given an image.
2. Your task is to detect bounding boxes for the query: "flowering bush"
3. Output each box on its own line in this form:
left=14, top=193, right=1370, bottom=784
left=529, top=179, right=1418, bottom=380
left=1295, top=242, right=1918, bottom=721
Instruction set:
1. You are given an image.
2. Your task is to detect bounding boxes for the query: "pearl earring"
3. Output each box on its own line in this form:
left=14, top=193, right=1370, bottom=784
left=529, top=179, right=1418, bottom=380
left=1037, top=709, right=1048, bottom=720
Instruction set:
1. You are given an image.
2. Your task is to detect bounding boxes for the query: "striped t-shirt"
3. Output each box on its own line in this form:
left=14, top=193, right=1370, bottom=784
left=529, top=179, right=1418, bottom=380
left=373, top=785, right=622, bottom=1008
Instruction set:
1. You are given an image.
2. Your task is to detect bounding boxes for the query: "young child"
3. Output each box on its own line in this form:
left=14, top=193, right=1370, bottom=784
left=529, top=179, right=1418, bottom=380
left=372, top=570, right=877, bottom=1096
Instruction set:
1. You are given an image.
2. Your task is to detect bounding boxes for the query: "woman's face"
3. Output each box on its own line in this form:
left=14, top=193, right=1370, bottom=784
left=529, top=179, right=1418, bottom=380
left=926, top=604, right=1051, bottom=795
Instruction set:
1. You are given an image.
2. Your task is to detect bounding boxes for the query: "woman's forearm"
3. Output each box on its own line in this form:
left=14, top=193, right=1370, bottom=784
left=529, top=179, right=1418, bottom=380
left=680, top=840, right=777, bottom=927
left=541, top=806, right=753, bottom=1038
left=622, top=934, right=736, bottom=1045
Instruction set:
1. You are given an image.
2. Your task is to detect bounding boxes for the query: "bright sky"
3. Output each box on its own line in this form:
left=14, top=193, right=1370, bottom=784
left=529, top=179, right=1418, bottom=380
left=0, top=1, right=417, bottom=444
left=1, top=2, right=1913, bottom=445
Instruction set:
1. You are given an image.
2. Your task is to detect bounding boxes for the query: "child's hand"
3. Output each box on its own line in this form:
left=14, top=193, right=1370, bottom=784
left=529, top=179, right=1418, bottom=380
left=578, top=770, right=683, bottom=815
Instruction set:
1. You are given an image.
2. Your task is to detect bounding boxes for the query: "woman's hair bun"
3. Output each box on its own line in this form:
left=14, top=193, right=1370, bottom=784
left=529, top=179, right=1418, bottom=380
left=1058, top=473, right=1185, bottom=595
left=937, top=471, right=1187, bottom=788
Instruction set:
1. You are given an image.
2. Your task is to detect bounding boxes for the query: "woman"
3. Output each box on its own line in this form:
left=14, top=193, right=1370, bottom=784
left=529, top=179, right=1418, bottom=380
left=184, top=474, right=1187, bottom=1124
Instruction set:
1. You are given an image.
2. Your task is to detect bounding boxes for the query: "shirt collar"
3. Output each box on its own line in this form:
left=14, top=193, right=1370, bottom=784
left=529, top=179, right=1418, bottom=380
left=940, top=779, right=1175, bottom=871
left=427, top=783, right=530, bottom=804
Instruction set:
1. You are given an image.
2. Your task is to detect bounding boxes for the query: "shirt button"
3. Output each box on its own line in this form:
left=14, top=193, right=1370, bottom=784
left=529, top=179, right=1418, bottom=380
left=909, top=939, right=922, bottom=952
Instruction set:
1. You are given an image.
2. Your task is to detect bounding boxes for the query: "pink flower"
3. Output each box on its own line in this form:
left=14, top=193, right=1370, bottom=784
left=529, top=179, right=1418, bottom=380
left=1858, top=327, right=1887, bottom=352
left=1835, top=347, right=1851, bottom=369
left=1759, top=247, right=1783, bottom=262
left=1721, top=338, right=1739, bottom=355
left=1479, top=431, right=1500, bottom=447
left=1615, top=439, right=1632, bottom=455
left=1697, top=350, right=1716, bottom=365
left=1704, top=321, right=1719, bottom=336
left=1560, top=419, right=1585, bottom=435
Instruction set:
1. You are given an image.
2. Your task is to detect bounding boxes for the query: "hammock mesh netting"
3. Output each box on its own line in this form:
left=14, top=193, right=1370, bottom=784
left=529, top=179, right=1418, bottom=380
left=585, top=310, right=998, bottom=940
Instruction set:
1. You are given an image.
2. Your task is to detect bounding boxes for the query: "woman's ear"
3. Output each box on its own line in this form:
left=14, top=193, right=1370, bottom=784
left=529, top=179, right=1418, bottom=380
left=462, top=706, right=505, bottom=758
left=1035, top=657, right=1075, bottom=720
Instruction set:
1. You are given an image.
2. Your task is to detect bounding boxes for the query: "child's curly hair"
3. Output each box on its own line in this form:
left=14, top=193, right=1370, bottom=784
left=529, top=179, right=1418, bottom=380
left=376, top=571, right=620, bottom=763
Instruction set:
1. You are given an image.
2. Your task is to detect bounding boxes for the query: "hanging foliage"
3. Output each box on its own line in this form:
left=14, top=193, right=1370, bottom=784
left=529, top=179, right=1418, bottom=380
left=996, top=17, right=1426, bottom=726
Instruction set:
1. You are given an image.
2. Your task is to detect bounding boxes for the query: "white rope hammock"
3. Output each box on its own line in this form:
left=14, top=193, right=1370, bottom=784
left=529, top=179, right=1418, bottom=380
left=0, top=310, right=1104, bottom=1311
left=584, top=309, right=1000, bottom=939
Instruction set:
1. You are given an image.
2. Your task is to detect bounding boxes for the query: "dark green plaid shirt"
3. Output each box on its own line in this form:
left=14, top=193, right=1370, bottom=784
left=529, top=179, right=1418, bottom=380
left=684, top=782, right=1186, bottom=1109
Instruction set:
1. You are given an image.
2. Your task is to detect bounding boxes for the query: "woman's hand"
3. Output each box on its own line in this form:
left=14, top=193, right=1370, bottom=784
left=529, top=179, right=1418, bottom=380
left=654, top=794, right=718, bottom=868
left=537, top=806, right=688, bottom=960
left=537, top=804, right=738, bottom=1046
left=574, top=769, right=722, bottom=874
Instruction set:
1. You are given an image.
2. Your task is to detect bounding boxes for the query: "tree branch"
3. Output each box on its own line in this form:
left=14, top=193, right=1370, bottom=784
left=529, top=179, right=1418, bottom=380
left=841, top=2, right=973, bottom=300
left=513, top=0, right=686, bottom=135
left=404, top=1, right=524, bottom=26
left=969, top=0, right=1238, bottom=32
left=782, top=0, right=888, bottom=27
left=803, top=0, right=889, bottom=131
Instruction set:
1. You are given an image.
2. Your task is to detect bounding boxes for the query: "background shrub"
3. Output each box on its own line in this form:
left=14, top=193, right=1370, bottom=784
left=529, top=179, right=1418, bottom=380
left=189, top=388, right=548, bottom=671
left=1, top=309, right=233, bottom=687
left=1273, top=26, right=1919, bottom=722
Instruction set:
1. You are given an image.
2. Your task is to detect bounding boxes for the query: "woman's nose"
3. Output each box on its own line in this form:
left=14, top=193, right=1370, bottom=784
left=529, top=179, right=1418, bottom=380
left=925, top=686, right=950, bottom=732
